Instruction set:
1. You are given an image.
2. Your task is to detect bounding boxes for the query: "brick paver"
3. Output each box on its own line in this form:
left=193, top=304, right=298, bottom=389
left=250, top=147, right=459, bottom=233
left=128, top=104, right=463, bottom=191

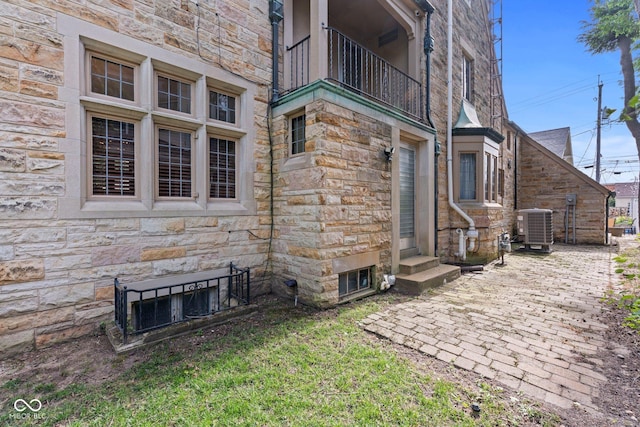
left=363, top=243, right=623, bottom=413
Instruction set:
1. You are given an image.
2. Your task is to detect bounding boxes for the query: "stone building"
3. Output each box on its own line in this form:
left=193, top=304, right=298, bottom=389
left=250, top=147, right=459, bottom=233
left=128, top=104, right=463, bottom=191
left=0, top=0, right=275, bottom=356
left=510, top=123, right=610, bottom=245
left=610, top=182, right=639, bottom=227
left=0, top=0, right=603, bottom=357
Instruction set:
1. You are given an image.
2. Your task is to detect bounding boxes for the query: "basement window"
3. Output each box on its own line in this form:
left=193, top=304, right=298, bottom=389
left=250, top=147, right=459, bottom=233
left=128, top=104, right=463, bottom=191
left=338, top=267, right=372, bottom=297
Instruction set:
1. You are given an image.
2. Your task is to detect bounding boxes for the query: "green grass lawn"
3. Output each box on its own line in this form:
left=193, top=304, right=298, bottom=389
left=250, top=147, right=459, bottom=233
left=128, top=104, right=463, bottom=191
left=610, top=245, right=640, bottom=331
left=1, top=295, right=559, bottom=426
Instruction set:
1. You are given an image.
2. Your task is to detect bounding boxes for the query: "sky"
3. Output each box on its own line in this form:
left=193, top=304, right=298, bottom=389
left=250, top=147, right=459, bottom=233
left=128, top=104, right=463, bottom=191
left=501, top=0, right=638, bottom=185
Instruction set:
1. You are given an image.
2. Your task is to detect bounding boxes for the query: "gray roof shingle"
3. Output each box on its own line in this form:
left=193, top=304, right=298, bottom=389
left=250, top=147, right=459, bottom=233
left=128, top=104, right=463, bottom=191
left=529, top=127, right=572, bottom=164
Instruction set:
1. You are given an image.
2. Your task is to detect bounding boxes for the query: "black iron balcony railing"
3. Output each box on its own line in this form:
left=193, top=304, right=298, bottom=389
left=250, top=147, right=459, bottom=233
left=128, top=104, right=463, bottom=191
left=114, top=263, right=250, bottom=344
left=287, top=35, right=310, bottom=92
left=285, top=27, right=423, bottom=121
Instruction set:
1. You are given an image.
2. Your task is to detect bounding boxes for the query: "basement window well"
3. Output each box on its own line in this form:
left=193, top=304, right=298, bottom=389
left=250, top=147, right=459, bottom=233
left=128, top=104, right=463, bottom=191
left=338, top=267, right=372, bottom=297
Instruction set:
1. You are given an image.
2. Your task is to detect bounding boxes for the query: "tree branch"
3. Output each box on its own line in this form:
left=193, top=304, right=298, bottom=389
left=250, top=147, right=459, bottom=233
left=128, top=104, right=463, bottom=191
left=619, top=35, right=640, bottom=154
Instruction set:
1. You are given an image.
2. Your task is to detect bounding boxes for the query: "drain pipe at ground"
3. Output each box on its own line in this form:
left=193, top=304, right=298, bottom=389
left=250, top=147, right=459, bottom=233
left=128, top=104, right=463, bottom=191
left=446, top=0, right=477, bottom=260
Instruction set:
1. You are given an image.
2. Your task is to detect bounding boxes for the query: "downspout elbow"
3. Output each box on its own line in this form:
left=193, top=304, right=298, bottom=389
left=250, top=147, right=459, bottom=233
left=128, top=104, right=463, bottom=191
left=467, top=227, right=478, bottom=252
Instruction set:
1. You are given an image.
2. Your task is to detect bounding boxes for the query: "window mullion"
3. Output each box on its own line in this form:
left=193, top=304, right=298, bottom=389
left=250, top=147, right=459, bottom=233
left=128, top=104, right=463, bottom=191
left=73, top=29, right=252, bottom=217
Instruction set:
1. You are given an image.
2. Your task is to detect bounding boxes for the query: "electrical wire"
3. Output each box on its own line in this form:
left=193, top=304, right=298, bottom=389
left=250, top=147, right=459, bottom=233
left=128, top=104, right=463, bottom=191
left=190, top=0, right=274, bottom=289
left=193, top=1, right=268, bottom=88
left=508, top=74, right=619, bottom=113
left=576, top=128, right=596, bottom=166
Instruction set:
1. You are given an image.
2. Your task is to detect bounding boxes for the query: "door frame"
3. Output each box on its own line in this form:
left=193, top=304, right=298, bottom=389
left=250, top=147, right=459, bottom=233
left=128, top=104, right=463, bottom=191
left=391, top=128, right=435, bottom=270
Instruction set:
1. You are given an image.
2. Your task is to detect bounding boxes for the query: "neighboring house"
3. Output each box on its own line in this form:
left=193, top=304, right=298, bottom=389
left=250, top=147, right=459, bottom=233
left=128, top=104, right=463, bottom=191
left=611, top=182, right=639, bottom=226
left=510, top=123, right=610, bottom=244
left=0, top=0, right=601, bottom=357
left=529, top=127, right=574, bottom=165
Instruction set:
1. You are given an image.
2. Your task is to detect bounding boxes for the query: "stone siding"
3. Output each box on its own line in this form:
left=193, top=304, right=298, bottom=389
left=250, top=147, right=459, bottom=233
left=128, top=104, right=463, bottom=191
left=271, top=98, right=393, bottom=307
left=0, top=0, right=532, bottom=357
left=430, top=0, right=516, bottom=262
left=0, top=0, right=273, bottom=357
left=518, top=138, right=608, bottom=245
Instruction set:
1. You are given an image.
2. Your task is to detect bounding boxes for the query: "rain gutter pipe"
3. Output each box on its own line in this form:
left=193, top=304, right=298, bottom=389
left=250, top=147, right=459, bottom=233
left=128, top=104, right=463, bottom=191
left=446, top=0, right=476, bottom=260
left=507, top=120, right=527, bottom=211
left=269, top=1, right=283, bottom=102
left=414, top=0, right=439, bottom=253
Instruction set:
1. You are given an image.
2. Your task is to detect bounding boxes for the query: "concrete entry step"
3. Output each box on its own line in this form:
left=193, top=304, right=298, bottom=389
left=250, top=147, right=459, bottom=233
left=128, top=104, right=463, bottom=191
left=398, top=256, right=441, bottom=275
left=394, top=264, right=461, bottom=295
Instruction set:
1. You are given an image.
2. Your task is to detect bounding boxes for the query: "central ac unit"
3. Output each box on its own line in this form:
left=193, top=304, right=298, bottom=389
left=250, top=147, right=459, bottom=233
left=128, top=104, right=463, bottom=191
left=517, top=209, right=553, bottom=252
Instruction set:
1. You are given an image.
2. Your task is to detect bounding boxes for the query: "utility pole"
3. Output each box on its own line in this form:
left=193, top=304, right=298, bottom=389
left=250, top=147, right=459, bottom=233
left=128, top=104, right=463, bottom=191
left=596, top=78, right=603, bottom=183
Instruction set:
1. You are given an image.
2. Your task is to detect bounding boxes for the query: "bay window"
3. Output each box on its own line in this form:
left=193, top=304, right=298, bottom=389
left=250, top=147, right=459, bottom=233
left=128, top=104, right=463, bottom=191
left=452, top=128, right=504, bottom=205
left=485, top=152, right=498, bottom=203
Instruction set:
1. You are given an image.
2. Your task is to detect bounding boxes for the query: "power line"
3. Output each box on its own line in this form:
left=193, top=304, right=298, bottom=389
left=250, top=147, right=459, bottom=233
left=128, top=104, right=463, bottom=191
left=508, top=74, right=617, bottom=107
left=508, top=76, right=619, bottom=114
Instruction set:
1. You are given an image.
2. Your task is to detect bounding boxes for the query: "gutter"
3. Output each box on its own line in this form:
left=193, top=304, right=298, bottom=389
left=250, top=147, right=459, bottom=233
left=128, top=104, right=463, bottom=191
left=416, top=0, right=439, bottom=253
left=269, top=1, right=283, bottom=101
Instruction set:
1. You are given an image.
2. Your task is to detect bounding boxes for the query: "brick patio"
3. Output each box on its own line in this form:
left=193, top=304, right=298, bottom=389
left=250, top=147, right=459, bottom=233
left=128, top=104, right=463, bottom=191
left=362, top=242, right=626, bottom=412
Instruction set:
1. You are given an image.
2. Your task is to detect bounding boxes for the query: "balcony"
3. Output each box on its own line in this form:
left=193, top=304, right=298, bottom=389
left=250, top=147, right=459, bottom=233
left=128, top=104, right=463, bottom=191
left=284, top=27, right=423, bottom=122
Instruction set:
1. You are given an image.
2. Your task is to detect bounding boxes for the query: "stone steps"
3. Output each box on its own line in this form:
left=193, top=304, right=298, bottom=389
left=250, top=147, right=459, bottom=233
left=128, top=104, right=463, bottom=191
left=398, top=255, right=441, bottom=275
left=394, top=256, right=460, bottom=295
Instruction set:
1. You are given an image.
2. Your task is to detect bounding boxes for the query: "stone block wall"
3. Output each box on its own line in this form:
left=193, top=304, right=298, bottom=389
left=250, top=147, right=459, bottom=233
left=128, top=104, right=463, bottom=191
left=430, top=0, right=515, bottom=261
left=0, top=0, right=273, bottom=358
left=271, top=96, right=393, bottom=307
left=0, top=208, right=273, bottom=358
left=518, top=137, right=608, bottom=245
left=0, top=0, right=521, bottom=357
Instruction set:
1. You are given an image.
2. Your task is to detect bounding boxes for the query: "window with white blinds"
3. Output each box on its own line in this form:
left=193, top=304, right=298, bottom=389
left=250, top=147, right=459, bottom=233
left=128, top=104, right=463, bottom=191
left=157, top=128, right=192, bottom=198
left=80, top=38, right=250, bottom=212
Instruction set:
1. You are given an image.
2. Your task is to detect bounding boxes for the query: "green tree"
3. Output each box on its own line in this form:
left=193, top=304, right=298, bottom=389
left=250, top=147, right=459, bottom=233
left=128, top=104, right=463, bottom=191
left=579, top=0, right=640, bottom=169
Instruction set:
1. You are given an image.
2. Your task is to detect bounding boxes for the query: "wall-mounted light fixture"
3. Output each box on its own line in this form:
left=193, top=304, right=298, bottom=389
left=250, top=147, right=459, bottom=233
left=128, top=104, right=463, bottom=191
left=507, top=159, right=512, bottom=169
left=383, top=146, right=395, bottom=162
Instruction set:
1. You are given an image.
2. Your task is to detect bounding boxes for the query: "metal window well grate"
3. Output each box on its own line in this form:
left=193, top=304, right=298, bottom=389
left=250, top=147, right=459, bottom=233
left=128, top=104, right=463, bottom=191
left=114, top=263, right=250, bottom=344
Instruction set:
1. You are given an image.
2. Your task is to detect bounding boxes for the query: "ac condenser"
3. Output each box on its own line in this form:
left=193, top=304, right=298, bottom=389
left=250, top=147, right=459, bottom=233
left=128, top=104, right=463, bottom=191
left=517, top=209, right=553, bottom=252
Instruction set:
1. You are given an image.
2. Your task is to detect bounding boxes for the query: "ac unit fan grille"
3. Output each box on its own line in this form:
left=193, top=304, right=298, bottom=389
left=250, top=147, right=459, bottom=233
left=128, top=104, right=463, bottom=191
left=526, top=212, right=552, bottom=244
